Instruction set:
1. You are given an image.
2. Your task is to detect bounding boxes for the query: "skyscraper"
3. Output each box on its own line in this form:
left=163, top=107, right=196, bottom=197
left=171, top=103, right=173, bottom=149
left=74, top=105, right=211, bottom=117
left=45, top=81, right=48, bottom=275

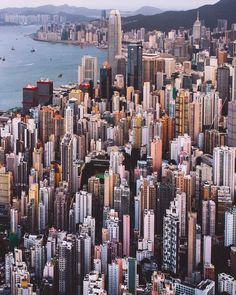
left=228, top=101, right=236, bottom=147
left=108, top=10, right=122, bottom=74
left=213, top=146, right=235, bottom=201
left=187, top=212, right=197, bottom=277
left=78, top=55, right=98, bottom=85
left=193, top=12, right=201, bottom=45
left=127, top=42, right=143, bottom=92
left=225, top=206, right=236, bottom=246
left=217, top=65, right=230, bottom=116
left=128, top=257, right=137, bottom=295
left=100, top=62, right=112, bottom=100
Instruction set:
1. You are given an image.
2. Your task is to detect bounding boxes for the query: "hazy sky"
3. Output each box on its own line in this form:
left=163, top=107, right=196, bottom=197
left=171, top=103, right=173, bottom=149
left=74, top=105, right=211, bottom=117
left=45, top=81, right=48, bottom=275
left=0, top=0, right=219, bottom=10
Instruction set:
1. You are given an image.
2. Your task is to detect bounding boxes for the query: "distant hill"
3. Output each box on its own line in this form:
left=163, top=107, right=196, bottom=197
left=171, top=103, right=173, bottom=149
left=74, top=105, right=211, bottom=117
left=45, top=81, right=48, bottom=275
left=123, top=0, right=236, bottom=32
left=0, top=4, right=162, bottom=19
left=133, top=6, right=162, bottom=16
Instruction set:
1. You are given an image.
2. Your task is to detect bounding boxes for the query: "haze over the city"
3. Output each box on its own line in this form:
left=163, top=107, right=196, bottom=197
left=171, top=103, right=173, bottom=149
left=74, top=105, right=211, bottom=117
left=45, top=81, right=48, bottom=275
left=0, top=0, right=219, bottom=10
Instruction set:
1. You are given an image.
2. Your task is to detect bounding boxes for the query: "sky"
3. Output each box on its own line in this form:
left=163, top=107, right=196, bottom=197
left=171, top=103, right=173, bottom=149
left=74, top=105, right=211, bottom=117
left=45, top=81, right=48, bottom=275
left=0, top=0, right=219, bottom=10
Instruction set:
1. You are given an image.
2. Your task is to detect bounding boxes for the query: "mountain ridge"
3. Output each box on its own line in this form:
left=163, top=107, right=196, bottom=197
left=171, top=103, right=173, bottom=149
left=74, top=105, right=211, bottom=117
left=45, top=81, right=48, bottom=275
left=123, top=0, right=236, bottom=32
left=0, top=5, right=162, bottom=18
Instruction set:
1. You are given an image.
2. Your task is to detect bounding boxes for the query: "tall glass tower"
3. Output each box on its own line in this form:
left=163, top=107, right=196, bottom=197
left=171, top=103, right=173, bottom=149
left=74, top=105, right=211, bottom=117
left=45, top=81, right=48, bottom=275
left=108, top=10, right=122, bottom=73
left=127, top=42, right=143, bottom=91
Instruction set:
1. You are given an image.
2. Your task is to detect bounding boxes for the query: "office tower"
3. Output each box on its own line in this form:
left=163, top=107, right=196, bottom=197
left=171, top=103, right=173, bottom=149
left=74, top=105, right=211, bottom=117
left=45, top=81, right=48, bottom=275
left=37, top=79, right=53, bottom=106
left=217, top=65, right=230, bottom=115
left=225, top=206, right=236, bottom=246
left=163, top=200, right=180, bottom=275
left=203, top=236, right=212, bottom=265
left=143, top=54, right=159, bottom=86
left=213, top=146, right=235, bottom=201
left=228, top=101, right=236, bottom=147
left=143, top=209, right=155, bottom=251
left=202, top=200, right=216, bottom=236
left=108, top=10, right=122, bottom=74
left=218, top=273, right=236, bottom=295
left=75, top=191, right=92, bottom=225
left=100, top=62, right=112, bottom=100
left=10, top=208, right=18, bottom=233
left=22, top=84, right=38, bottom=113
left=127, top=42, right=143, bottom=91
left=78, top=55, right=98, bottom=85
left=128, top=257, right=137, bottom=295
left=150, top=137, right=162, bottom=178
left=114, top=55, right=126, bottom=84
left=187, top=212, right=197, bottom=277
left=123, top=215, right=130, bottom=257
left=175, top=90, right=190, bottom=136
left=193, top=12, right=201, bottom=44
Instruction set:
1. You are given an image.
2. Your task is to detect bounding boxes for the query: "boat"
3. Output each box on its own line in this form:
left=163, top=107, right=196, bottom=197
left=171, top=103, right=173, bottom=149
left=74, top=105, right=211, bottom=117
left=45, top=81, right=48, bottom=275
left=2, top=57, right=5, bottom=61
left=11, top=46, right=15, bottom=51
left=31, top=48, right=36, bottom=53
left=58, top=74, right=63, bottom=78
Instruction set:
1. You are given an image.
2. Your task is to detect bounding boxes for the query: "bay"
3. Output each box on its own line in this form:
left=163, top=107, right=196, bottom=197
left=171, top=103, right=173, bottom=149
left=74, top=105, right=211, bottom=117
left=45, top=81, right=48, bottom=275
left=0, top=25, right=107, bottom=110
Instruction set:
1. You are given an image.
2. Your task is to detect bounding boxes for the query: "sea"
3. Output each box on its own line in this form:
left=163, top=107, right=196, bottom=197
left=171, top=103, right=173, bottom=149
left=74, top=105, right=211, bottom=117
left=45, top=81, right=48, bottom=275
left=0, top=25, right=107, bottom=110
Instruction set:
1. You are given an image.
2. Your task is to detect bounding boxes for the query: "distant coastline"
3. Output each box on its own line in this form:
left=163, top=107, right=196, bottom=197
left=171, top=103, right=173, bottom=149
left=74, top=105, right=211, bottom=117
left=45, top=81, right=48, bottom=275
left=31, top=33, right=108, bottom=49
left=0, top=22, right=19, bottom=26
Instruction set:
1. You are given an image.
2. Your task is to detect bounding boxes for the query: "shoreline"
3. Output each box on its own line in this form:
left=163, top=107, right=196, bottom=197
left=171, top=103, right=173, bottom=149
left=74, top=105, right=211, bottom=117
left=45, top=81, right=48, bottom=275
left=30, top=33, right=108, bottom=49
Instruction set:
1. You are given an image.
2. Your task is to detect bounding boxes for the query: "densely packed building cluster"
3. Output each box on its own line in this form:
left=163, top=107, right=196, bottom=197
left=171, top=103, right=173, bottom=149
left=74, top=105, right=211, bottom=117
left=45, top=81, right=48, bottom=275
left=1, top=9, right=236, bottom=295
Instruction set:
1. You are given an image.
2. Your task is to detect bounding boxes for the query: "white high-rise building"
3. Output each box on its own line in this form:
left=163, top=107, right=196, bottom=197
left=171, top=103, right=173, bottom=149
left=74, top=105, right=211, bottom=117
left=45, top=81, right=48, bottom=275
left=225, top=206, right=236, bottom=246
left=193, top=11, right=201, bottom=44
left=10, top=208, right=18, bottom=233
left=75, top=191, right=92, bottom=225
left=213, top=146, right=235, bottom=201
left=218, top=273, right=236, bottom=295
left=108, top=10, right=122, bottom=74
left=64, top=105, right=74, bottom=135
left=143, top=209, right=155, bottom=251
left=203, top=235, right=212, bottom=265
